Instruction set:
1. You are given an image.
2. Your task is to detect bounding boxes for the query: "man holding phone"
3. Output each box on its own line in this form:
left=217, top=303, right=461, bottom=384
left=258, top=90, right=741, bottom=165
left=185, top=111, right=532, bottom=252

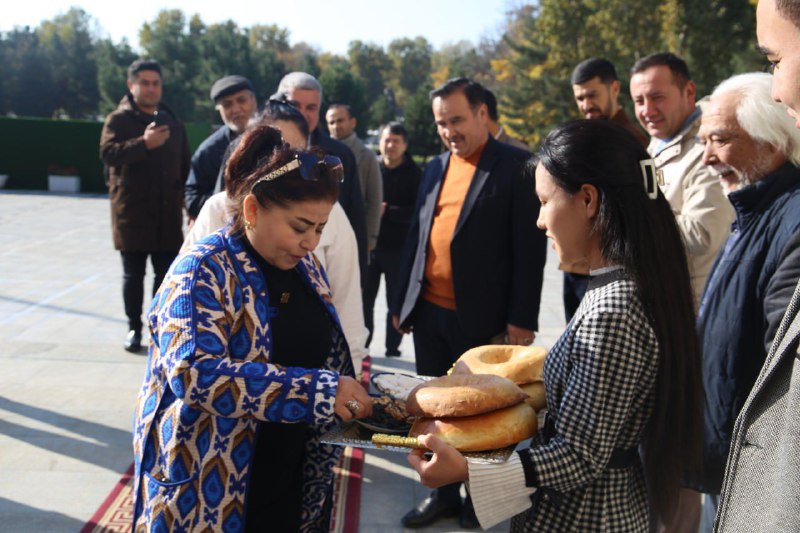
left=100, top=59, right=190, bottom=352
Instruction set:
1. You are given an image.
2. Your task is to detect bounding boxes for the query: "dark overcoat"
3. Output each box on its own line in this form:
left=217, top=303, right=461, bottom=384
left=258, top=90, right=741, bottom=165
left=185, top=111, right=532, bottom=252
left=100, top=94, right=190, bottom=251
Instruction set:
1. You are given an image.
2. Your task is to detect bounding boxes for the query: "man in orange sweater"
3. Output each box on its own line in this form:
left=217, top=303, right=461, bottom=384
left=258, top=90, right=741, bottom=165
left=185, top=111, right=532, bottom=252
left=391, top=77, right=547, bottom=528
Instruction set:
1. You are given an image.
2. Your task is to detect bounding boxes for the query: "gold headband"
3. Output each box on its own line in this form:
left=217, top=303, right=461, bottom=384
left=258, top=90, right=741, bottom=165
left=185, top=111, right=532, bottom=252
left=251, top=159, right=300, bottom=189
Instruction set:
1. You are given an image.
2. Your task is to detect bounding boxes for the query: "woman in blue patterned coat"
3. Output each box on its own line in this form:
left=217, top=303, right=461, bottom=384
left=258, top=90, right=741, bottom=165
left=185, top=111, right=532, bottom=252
left=408, top=120, right=703, bottom=531
left=132, top=124, right=373, bottom=532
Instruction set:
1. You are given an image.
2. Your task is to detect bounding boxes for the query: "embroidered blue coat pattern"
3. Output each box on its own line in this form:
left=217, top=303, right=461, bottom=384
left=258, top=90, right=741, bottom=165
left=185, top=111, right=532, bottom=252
left=132, top=228, right=353, bottom=532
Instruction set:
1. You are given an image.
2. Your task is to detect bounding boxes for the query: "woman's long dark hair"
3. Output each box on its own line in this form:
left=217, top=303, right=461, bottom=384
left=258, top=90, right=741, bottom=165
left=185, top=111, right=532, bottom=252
left=225, top=124, right=340, bottom=234
left=536, top=120, right=703, bottom=525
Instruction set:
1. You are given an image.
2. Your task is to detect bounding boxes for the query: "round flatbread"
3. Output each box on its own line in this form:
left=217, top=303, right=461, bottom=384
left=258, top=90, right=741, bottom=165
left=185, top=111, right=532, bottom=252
left=410, top=402, right=538, bottom=452
left=452, top=345, right=547, bottom=385
left=405, top=373, right=526, bottom=418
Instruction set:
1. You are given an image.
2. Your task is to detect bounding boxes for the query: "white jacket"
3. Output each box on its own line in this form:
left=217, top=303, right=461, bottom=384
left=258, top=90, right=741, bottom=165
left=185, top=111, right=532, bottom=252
left=182, top=193, right=368, bottom=370
left=649, top=108, right=734, bottom=306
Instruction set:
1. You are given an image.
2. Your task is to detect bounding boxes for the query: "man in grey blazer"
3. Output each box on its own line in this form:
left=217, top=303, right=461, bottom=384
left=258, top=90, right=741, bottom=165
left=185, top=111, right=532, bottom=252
left=714, top=1, right=800, bottom=531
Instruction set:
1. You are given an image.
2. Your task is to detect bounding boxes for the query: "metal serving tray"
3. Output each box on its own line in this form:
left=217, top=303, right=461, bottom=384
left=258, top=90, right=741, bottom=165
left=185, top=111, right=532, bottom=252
left=320, top=422, right=516, bottom=464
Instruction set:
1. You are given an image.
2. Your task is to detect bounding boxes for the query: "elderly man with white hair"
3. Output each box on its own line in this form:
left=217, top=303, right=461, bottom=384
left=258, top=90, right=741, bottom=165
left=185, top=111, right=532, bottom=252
left=693, top=71, right=800, bottom=531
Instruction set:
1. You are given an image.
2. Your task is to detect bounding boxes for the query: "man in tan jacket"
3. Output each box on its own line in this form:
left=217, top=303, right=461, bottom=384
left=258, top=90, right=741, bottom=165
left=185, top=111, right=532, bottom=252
left=630, top=53, right=734, bottom=306
left=630, top=52, right=733, bottom=532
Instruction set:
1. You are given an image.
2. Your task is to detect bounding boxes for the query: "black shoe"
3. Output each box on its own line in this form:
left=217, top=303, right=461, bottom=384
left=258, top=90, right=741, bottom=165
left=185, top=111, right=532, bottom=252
left=124, top=330, right=142, bottom=352
left=459, top=495, right=479, bottom=529
left=401, top=492, right=460, bottom=528
left=386, top=350, right=401, bottom=357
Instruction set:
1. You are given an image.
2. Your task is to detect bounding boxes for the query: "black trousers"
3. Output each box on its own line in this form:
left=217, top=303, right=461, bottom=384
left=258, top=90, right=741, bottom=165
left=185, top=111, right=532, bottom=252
left=411, top=298, right=493, bottom=505
left=562, top=271, right=589, bottom=323
left=364, top=249, right=403, bottom=354
left=120, top=250, right=176, bottom=331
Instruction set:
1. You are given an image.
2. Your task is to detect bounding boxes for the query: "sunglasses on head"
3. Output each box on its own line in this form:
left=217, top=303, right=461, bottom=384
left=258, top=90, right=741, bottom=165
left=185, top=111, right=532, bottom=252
left=265, top=98, right=297, bottom=113
left=251, top=152, right=344, bottom=190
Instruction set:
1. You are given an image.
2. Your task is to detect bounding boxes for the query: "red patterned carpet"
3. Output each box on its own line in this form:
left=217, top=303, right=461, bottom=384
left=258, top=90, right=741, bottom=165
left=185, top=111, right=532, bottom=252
left=81, top=358, right=371, bottom=533
left=80, top=464, right=135, bottom=533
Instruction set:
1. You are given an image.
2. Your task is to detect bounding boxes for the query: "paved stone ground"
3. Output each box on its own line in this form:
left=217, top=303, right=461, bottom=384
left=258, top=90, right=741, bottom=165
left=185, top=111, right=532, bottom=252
left=0, top=190, right=564, bottom=532
left=0, top=192, right=147, bottom=531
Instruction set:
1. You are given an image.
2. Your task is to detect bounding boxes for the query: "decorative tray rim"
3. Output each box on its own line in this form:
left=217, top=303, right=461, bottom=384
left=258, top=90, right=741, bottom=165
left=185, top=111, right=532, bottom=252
left=320, top=421, right=515, bottom=464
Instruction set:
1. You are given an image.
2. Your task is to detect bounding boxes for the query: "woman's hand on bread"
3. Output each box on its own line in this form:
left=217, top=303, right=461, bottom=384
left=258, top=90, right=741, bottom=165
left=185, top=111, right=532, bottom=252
left=407, top=434, right=468, bottom=487
left=334, top=376, right=373, bottom=421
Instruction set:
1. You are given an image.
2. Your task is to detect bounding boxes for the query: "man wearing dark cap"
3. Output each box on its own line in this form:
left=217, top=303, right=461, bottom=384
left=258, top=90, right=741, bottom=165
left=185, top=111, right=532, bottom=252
left=184, top=75, right=257, bottom=220
left=99, top=59, right=190, bottom=352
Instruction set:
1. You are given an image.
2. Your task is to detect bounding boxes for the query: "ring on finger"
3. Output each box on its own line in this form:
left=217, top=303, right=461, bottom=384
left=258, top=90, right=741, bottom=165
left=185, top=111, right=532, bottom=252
left=345, top=399, right=361, bottom=415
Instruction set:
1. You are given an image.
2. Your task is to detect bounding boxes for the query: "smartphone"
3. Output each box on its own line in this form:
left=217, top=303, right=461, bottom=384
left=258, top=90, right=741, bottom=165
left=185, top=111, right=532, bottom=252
left=153, top=110, right=168, bottom=127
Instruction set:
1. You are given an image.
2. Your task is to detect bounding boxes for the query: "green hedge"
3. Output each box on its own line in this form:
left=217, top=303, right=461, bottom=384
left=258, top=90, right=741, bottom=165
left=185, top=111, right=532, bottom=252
left=0, top=116, right=212, bottom=193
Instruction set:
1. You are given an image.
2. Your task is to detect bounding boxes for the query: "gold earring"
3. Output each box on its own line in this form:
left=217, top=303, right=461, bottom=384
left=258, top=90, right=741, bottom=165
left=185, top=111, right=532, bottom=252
left=245, top=220, right=253, bottom=230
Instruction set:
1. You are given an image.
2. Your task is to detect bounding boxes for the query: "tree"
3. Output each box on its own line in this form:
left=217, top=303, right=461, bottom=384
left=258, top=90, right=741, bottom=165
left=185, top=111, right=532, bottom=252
left=492, top=5, right=562, bottom=145
left=0, top=34, right=8, bottom=113
left=403, top=82, right=440, bottom=159
left=493, top=0, right=757, bottom=144
left=249, top=24, right=290, bottom=55
left=347, top=40, right=394, bottom=124
left=37, top=7, right=99, bottom=118
left=139, top=10, right=203, bottom=120
left=388, top=37, right=433, bottom=106
left=248, top=25, right=288, bottom=98
left=431, top=39, right=496, bottom=88
left=95, top=38, right=138, bottom=115
left=195, top=20, right=252, bottom=121
left=281, top=42, right=320, bottom=78
left=370, top=90, right=398, bottom=127
left=677, top=0, right=757, bottom=96
left=319, top=61, right=369, bottom=137
left=3, top=27, right=58, bottom=117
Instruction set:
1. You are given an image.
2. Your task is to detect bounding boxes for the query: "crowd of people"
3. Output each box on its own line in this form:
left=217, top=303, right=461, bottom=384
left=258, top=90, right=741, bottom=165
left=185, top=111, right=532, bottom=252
left=97, top=0, right=800, bottom=530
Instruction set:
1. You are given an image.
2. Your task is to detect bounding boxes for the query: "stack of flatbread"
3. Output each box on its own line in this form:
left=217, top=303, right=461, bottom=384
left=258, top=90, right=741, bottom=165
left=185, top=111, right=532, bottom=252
left=451, top=345, right=547, bottom=411
left=406, top=373, right=537, bottom=452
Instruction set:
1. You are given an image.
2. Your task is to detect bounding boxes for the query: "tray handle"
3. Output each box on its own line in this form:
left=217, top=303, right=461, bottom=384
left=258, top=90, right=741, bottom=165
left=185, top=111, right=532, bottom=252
left=371, top=433, right=424, bottom=449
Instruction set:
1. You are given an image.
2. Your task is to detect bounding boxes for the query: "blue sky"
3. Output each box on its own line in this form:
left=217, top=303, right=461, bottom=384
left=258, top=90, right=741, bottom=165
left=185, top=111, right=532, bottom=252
left=3, top=0, right=516, bottom=54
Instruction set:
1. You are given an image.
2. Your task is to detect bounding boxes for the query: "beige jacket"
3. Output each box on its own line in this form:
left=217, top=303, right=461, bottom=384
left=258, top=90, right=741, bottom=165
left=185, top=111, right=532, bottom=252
left=341, top=132, right=383, bottom=250
left=648, top=108, right=734, bottom=306
left=495, top=126, right=530, bottom=151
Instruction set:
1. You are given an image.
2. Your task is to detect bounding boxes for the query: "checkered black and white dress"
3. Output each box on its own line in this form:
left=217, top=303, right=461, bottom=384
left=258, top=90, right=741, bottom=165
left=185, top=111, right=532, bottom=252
left=512, top=268, right=658, bottom=532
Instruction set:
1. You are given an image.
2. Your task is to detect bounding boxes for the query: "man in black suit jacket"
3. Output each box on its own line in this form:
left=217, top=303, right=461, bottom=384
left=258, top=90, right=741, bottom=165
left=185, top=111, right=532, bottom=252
left=391, top=77, right=547, bottom=528
left=276, top=72, right=368, bottom=285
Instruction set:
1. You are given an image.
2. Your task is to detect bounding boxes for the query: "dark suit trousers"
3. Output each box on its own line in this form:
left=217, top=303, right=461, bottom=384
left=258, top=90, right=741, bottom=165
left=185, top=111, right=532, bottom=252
left=364, top=249, right=403, bottom=354
left=411, top=298, right=493, bottom=505
left=411, top=298, right=494, bottom=376
left=121, top=250, right=176, bottom=331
